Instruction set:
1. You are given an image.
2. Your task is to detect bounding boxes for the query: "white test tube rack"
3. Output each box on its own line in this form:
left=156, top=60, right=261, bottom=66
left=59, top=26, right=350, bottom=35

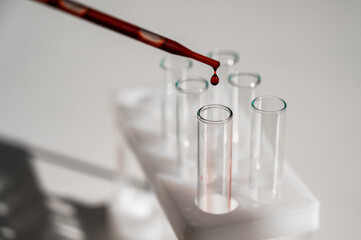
left=113, top=85, right=319, bottom=240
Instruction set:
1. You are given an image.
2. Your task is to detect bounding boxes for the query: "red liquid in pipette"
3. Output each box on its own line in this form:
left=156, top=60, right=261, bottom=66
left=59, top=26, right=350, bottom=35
left=32, top=0, right=221, bottom=84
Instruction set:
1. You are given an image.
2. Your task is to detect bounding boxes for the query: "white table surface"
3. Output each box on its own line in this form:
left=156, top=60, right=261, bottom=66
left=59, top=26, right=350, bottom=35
left=0, top=0, right=360, bottom=239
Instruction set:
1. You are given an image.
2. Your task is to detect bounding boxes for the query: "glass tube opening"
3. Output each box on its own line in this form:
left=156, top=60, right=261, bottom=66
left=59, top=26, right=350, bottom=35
left=175, top=77, right=209, bottom=94
left=160, top=55, right=193, bottom=71
left=228, top=72, right=261, bottom=88
left=252, top=96, right=287, bottom=113
left=197, top=104, right=233, bottom=124
left=207, top=49, right=239, bottom=66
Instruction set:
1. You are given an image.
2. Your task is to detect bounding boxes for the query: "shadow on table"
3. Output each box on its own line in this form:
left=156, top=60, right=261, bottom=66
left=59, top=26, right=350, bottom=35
left=0, top=141, right=113, bottom=240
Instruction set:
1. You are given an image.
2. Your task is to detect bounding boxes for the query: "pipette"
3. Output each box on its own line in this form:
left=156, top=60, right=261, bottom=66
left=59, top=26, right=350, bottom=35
left=31, top=0, right=220, bottom=85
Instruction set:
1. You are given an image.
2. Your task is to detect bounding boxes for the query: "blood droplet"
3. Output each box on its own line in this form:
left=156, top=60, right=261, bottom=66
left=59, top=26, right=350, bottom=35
left=210, top=73, right=219, bottom=86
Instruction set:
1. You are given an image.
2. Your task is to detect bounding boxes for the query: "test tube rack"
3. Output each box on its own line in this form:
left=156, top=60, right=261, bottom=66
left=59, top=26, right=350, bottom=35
left=113, top=85, right=320, bottom=240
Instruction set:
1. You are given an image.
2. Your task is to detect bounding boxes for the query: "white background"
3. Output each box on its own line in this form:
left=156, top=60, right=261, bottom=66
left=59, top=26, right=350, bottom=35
left=0, top=0, right=360, bottom=239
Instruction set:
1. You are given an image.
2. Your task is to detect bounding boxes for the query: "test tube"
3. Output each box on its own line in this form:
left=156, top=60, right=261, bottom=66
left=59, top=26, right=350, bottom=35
left=176, top=77, right=209, bottom=181
left=207, top=49, right=239, bottom=105
left=249, top=96, right=287, bottom=203
left=228, top=72, right=261, bottom=178
left=160, top=56, right=193, bottom=151
left=197, top=104, right=233, bottom=214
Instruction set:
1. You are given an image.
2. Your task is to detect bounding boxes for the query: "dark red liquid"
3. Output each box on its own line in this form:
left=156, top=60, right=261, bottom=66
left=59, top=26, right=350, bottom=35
left=33, top=0, right=221, bottom=85
left=210, top=71, right=219, bottom=86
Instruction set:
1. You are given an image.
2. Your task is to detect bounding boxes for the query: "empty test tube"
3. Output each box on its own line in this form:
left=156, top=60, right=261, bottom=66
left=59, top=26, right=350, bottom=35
left=249, top=96, right=287, bottom=203
left=160, top=56, right=192, bottom=151
left=197, top=104, right=233, bottom=214
left=228, top=72, right=261, bottom=177
left=176, top=77, right=208, bottom=181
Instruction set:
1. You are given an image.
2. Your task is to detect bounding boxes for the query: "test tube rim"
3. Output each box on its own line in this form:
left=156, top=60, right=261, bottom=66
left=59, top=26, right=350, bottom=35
left=160, top=55, right=193, bottom=71
left=207, top=49, right=239, bottom=66
left=175, top=77, right=209, bottom=94
left=228, top=72, right=261, bottom=88
left=251, top=95, right=287, bottom=114
left=197, top=104, right=233, bottom=125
